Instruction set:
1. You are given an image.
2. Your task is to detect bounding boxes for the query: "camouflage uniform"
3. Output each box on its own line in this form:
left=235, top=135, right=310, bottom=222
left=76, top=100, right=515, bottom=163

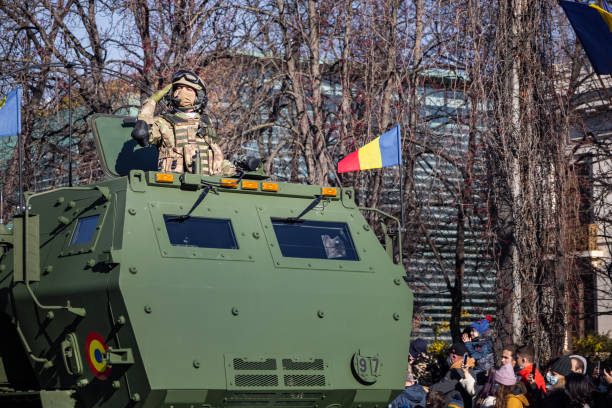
left=137, top=98, right=234, bottom=176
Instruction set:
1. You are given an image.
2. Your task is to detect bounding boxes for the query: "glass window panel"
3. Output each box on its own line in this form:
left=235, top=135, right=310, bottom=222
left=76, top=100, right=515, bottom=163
left=271, top=219, right=358, bottom=260
left=70, top=215, right=100, bottom=245
left=164, top=215, right=238, bottom=249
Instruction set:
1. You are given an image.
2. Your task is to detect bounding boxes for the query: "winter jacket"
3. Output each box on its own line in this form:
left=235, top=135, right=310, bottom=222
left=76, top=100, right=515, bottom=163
left=389, top=384, right=427, bottom=408
left=517, top=364, right=546, bottom=395
left=464, top=331, right=494, bottom=372
left=431, top=358, right=477, bottom=408
left=506, top=393, right=529, bottom=408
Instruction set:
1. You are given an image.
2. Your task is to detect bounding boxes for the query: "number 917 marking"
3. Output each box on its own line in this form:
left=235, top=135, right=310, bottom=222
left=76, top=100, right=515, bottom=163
left=352, top=352, right=381, bottom=384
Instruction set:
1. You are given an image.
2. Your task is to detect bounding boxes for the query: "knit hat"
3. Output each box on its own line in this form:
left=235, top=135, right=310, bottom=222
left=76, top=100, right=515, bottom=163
left=410, top=338, right=428, bottom=358
left=551, top=356, right=572, bottom=377
left=471, top=318, right=490, bottom=335
left=494, top=363, right=517, bottom=386
left=450, top=342, right=468, bottom=356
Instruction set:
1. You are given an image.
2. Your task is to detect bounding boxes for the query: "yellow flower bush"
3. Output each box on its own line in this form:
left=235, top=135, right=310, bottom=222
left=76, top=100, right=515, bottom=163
left=573, top=332, right=612, bottom=359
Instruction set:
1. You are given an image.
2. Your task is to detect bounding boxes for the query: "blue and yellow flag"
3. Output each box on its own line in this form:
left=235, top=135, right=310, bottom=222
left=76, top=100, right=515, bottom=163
left=561, top=1, right=612, bottom=75
left=0, top=87, right=22, bottom=138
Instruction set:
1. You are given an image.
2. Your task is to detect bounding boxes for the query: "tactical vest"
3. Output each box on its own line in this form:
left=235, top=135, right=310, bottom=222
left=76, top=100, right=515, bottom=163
left=162, top=113, right=214, bottom=175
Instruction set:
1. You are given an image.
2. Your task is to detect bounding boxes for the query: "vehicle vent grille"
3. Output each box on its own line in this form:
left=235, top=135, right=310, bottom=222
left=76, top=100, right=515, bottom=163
left=234, top=358, right=277, bottom=370
left=282, top=359, right=324, bottom=371
left=283, top=375, right=326, bottom=387
left=235, top=374, right=279, bottom=387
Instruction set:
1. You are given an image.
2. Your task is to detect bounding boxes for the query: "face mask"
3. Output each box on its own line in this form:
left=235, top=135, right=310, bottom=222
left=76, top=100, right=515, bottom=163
left=174, top=87, right=197, bottom=108
left=545, top=372, right=558, bottom=385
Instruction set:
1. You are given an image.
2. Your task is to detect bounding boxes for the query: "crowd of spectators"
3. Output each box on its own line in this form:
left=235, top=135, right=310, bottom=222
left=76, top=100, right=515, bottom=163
left=390, top=317, right=612, bottom=408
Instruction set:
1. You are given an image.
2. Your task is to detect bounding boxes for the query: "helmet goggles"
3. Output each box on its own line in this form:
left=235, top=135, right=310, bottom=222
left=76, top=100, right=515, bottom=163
left=172, top=70, right=204, bottom=90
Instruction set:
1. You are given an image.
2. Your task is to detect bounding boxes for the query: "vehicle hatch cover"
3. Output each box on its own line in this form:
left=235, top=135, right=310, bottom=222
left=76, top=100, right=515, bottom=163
left=90, top=114, right=158, bottom=178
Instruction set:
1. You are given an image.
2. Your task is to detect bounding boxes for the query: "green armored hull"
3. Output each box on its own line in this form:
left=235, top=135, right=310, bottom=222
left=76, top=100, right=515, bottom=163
left=0, top=115, right=413, bottom=408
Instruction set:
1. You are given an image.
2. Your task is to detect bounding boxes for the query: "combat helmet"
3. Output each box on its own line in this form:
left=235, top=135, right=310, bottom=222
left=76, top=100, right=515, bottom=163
left=171, top=69, right=208, bottom=112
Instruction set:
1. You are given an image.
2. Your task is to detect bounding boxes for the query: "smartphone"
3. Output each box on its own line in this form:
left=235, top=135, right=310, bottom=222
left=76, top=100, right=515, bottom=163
left=462, top=353, right=468, bottom=367
left=532, top=362, right=537, bottom=376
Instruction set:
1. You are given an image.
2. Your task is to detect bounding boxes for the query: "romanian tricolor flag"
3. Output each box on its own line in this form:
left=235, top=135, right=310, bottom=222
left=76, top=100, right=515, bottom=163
left=337, top=125, right=401, bottom=173
left=561, top=1, right=612, bottom=75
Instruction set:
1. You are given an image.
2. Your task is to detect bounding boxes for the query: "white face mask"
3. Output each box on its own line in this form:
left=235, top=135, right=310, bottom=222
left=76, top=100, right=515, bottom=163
left=545, top=372, right=558, bottom=386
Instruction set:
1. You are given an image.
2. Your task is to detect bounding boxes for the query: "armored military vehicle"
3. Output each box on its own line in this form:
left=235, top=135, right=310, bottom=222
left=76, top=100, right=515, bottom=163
left=0, top=114, right=413, bottom=408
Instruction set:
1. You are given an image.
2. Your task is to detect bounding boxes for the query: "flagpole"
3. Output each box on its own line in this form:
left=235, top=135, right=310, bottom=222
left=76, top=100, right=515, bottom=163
left=18, top=128, right=23, bottom=210
left=399, top=125, right=405, bottom=232
left=68, top=63, right=73, bottom=187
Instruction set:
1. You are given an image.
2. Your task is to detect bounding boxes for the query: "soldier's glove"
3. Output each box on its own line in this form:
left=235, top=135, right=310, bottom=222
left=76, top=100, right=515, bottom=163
left=152, top=83, right=173, bottom=103
left=131, top=120, right=150, bottom=147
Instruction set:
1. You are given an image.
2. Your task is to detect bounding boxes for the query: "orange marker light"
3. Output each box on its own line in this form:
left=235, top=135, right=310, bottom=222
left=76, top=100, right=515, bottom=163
left=322, top=187, right=337, bottom=197
left=242, top=181, right=258, bottom=190
left=156, top=173, right=174, bottom=183
left=221, top=179, right=238, bottom=188
left=262, top=182, right=279, bottom=192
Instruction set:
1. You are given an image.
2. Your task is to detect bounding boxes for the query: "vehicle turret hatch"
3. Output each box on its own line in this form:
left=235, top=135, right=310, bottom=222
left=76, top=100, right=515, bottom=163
left=91, top=114, right=158, bottom=178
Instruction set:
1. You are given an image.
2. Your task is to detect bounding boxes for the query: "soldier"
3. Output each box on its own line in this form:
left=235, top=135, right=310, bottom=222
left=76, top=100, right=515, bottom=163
left=131, top=70, right=234, bottom=176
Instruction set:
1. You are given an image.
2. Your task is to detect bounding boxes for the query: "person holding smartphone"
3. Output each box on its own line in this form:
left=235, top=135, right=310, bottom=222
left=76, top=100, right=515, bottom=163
left=430, top=343, right=477, bottom=408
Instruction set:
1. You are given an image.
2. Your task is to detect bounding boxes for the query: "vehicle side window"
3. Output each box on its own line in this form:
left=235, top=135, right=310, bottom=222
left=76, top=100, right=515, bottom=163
left=271, top=219, right=358, bottom=260
left=70, top=215, right=100, bottom=246
left=164, top=215, right=239, bottom=249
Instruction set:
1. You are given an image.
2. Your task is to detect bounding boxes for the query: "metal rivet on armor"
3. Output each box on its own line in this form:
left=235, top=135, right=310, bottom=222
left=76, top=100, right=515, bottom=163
left=307, top=263, right=312, bottom=268
left=129, top=267, right=137, bottom=274
left=128, top=208, right=137, bottom=215
left=234, top=209, right=239, bottom=214
left=0, top=265, right=5, bottom=272
left=57, top=216, right=70, bottom=225
left=193, top=360, right=200, bottom=369
left=394, top=278, right=401, bottom=285
left=87, top=259, right=96, bottom=268
left=162, top=251, right=167, bottom=256
left=112, top=380, right=121, bottom=389
left=252, top=232, right=260, bottom=239
left=276, top=261, right=280, bottom=265
left=317, top=310, right=325, bottom=318
left=144, top=305, right=152, bottom=313
left=117, top=315, right=127, bottom=325
left=179, top=205, right=183, bottom=210
left=363, top=224, right=370, bottom=231
left=56, top=197, right=65, bottom=205
left=151, top=203, right=155, bottom=207
left=67, top=201, right=76, bottom=209
left=393, top=313, right=400, bottom=321
left=46, top=311, right=55, bottom=320
left=131, top=393, right=141, bottom=402
left=339, top=265, right=343, bottom=269
left=369, top=266, right=373, bottom=271
left=231, top=307, right=239, bottom=316
left=248, top=255, right=253, bottom=259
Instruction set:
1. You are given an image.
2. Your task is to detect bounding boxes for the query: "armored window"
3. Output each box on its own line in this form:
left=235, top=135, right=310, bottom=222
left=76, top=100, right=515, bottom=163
left=271, top=219, right=358, bottom=260
left=163, top=216, right=238, bottom=249
left=70, top=215, right=100, bottom=245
